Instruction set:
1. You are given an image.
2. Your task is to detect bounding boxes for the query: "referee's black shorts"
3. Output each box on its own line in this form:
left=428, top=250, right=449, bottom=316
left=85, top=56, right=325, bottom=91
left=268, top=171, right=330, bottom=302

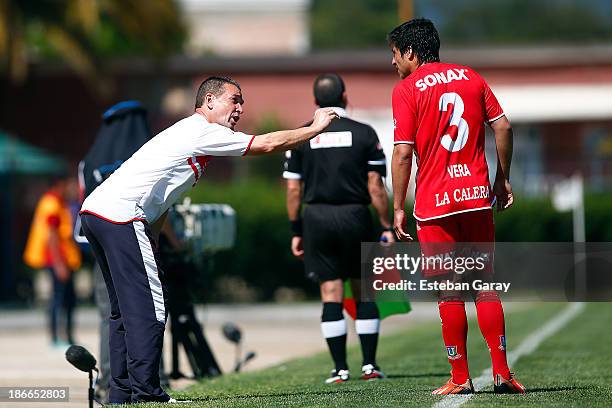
left=303, top=203, right=374, bottom=282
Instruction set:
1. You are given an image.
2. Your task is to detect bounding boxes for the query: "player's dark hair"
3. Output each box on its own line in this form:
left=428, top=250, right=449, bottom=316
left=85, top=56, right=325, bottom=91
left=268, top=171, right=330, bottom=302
left=387, top=18, right=440, bottom=64
left=313, top=73, right=346, bottom=108
left=195, top=76, right=241, bottom=108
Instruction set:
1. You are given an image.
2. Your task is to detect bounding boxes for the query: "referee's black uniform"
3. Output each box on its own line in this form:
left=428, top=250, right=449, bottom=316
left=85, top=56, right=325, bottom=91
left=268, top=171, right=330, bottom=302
left=283, top=108, right=386, bottom=282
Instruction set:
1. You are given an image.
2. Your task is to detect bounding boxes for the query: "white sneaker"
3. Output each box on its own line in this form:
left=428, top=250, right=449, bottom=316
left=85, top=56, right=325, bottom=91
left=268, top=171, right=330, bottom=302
left=361, top=364, right=385, bottom=380
left=168, top=397, right=192, bottom=403
left=325, top=369, right=350, bottom=384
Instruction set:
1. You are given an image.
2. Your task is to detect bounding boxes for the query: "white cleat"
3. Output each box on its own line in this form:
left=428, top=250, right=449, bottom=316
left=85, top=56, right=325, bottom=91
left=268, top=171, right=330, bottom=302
left=361, top=364, right=385, bottom=380
left=325, top=369, right=350, bottom=384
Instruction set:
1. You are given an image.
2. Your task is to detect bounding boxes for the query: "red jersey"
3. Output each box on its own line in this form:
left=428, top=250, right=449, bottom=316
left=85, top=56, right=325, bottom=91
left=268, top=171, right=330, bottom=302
left=392, top=62, right=504, bottom=221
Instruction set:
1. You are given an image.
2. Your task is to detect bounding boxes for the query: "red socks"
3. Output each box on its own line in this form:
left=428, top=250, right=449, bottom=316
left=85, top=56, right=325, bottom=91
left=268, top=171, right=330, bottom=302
left=475, top=292, right=511, bottom=379
left=438, top=300, right=470, bottom=384
left=438, top=293, right=511, bottom=383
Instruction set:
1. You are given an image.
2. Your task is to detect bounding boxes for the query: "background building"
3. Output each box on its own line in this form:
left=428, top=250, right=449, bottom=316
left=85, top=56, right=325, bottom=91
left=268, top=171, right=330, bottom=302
left=180, top=0, right=311, bottom=56
left=1, top=0, right=611, bottom=302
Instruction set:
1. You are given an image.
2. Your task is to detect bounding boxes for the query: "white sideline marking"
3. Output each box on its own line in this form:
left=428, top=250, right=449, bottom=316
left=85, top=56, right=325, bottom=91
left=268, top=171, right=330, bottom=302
left=432, top=302, right=586, bottom=408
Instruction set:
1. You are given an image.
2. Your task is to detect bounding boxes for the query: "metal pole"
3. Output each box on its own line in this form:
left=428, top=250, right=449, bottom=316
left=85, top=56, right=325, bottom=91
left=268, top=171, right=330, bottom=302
left=572, top=175, right=586, bottom=300
left=89, top=369, right=94, bottom=408
left=573, top=175, right=586, bottom=243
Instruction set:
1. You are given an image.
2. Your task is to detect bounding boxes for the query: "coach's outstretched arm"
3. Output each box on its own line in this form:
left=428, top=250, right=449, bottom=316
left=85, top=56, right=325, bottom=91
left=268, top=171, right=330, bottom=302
left=248, top=108, right=338, bottom=155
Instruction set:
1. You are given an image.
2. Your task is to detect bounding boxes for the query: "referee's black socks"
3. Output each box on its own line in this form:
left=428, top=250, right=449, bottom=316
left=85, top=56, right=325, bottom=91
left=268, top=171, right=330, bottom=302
left=321, top=302, right=348, bottom=371
left=356, top=302, right=380, bottom=367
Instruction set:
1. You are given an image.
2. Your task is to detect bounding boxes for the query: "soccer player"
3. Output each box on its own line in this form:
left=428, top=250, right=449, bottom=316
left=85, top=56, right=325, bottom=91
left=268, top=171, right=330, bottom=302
left=284, top=73, right=394, bottom=383
left=388, top=19, right=526, bottom=394
left=79, top=76, right=338, bottom=404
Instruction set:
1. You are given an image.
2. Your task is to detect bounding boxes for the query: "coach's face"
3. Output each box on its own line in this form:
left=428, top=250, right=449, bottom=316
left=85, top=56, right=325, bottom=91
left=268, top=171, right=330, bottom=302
left=391, top=45, right=412, bottom=79
left=208, top=84, right=244, bottom=130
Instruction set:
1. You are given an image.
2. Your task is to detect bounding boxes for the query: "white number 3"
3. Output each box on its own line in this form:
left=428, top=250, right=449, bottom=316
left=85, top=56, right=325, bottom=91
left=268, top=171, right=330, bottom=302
left=439, top=92, right=469, bottom=152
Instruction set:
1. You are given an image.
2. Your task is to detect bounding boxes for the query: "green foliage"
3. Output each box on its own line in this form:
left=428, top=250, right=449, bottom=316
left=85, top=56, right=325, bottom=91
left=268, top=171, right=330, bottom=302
left=583, top=193, right=612, bottom=242
left=438, top=0, right=612, bottom=45
left=311, top=0, right=399, bottom=49
left=310, top=0, right=612, bottom=49
left=494, top=198, right=573, bottom=242
left=256, top=112, right=286, bottom=134
left=2, top=0, right=186, bottom=83
left=188, top=179, right=316, bottom=301
left=188, top=179, right=612, bottom=301
left=495, top=194, right=612, bottom=242
left=24, top=1, right=186, bottom=59
left=247, top=113, right=288, bottom=180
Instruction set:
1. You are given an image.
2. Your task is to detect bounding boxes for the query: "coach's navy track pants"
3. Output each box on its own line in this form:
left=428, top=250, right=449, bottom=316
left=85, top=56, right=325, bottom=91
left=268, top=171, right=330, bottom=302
left=81, top=213, right=169, bottom=404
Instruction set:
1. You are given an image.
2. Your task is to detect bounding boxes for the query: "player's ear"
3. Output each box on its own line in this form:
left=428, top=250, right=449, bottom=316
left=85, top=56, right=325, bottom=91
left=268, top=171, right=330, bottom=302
left=205, top=92, right=215, bottom=110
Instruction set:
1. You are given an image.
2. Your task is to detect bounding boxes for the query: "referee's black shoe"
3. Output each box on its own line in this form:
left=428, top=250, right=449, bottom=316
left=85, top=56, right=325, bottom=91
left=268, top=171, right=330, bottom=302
left=361, top=364, right=385, bottom=380
left=325, top=369, right=350, bottom=384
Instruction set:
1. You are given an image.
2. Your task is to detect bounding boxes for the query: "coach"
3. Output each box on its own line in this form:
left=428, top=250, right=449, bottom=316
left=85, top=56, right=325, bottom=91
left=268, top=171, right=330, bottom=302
left=80, top=76, right=338, bottom=404
left=284, top=74, right=394, bottom=384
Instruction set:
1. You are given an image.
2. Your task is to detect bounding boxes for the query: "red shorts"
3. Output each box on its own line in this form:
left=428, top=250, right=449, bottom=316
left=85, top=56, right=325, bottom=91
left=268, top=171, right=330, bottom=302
left=416, top=209, right=494, bottom=278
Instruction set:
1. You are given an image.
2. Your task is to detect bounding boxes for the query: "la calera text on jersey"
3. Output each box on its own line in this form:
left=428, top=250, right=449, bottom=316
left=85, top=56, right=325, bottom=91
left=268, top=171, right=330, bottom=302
left=435, top=163, right=489, bottom=207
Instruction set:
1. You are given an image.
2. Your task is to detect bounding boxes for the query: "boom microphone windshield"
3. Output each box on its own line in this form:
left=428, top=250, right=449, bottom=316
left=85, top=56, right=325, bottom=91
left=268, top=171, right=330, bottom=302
left=65, top=345, right=97, bottom=372
left=222, top=323, right=242, bottom=344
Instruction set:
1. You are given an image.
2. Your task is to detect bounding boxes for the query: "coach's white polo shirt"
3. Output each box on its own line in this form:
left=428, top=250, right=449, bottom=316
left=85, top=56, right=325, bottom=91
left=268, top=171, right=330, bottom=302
left=81, top=113, right=254, bottom=224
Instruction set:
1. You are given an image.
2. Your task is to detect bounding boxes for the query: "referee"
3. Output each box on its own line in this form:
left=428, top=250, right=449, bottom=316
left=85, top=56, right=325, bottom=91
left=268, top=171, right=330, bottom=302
left=284, top=73, right=394, bottom=383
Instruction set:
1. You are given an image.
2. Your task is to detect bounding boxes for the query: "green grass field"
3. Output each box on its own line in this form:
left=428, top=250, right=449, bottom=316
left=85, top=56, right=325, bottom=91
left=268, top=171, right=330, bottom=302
left=142, top=303, right=612, bottom=407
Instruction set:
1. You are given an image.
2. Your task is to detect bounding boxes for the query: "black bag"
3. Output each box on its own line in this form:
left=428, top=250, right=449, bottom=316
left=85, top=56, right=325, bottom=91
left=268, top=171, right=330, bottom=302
left=75, top=101, right=152, bottom=243
left=80, top=101, right=152, bottom=198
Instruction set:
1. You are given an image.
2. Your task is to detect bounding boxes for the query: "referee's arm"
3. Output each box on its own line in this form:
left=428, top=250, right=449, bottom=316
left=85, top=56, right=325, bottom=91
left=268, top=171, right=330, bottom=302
left=368, top=171, right=394, bottom=242
left=286, top=179, right=304, bottom=258
left=287, top=179, right=302, bottom=223
left=365, top=126, right=394, bottom=241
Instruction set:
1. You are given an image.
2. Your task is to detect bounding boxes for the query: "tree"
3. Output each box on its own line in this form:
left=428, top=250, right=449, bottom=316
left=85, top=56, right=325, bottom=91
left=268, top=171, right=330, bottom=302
left=0, top=0, right=185, bottom=90
left=311, top=0, right=399, bottom=49
left=310, top=0, right=612, bottom=49
left=435, top=0, right=612, bottom=45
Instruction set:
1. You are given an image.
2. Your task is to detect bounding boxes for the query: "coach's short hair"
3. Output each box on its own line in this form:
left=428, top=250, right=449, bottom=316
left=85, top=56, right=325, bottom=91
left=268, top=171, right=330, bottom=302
left=195, top=76, right=241, bottom=108
left=313, top=73, right=346, bottom=108
left=387, top=18, right=440, bottom=64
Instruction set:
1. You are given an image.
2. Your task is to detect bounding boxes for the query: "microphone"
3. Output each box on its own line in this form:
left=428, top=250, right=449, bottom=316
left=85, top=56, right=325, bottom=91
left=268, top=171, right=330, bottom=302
left=222, top=322, right=242, bottom=344
left=65, top=345, right=97, bottom=373
left=243, top=351, right=256, bottom=364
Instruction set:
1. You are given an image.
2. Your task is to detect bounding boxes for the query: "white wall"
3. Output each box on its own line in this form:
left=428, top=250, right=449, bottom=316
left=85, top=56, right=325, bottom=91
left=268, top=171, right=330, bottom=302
left=180, top=0, right=311, bottom=56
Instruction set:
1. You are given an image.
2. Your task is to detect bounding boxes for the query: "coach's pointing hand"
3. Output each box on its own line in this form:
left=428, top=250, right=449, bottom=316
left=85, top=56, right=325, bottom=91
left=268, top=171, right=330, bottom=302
left=310, top=108, right=339, bottom=132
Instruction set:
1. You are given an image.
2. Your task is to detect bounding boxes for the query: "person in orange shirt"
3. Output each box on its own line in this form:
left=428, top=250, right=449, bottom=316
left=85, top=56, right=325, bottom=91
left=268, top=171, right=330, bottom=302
left=24, top=177, right=81, bottom=346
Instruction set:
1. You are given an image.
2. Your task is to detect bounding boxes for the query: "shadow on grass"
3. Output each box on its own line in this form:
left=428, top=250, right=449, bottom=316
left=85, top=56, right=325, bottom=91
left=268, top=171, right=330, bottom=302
left=183, top=388, right=369, bottom=402
left=478, top=385, right=589, bottom=394
left=386, top=372, right=448, bottom=379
